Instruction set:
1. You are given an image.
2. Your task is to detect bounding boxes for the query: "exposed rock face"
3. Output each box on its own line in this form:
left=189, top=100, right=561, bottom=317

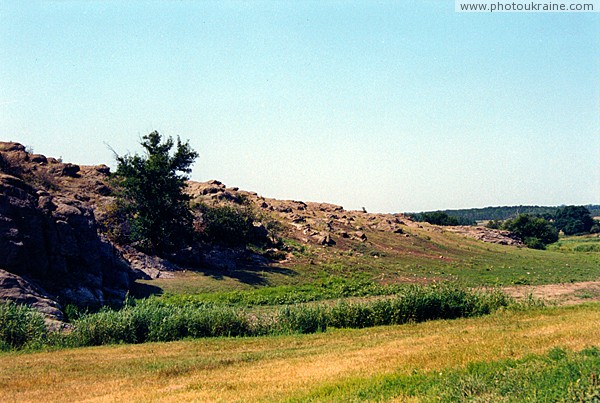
left=0, top=139, right=529, bottom=323
left=121, top=246, right=177, bottom=279
left=0, top=143, right=132, bottom=311
left=0, top=269, right=63, bottom=322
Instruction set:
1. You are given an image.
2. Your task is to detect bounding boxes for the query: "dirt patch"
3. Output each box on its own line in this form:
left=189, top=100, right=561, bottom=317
left=503, top=281, right=600, bottom=305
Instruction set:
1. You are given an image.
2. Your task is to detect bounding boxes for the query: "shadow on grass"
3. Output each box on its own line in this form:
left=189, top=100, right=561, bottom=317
left=182, top=246, right=299, bottom=287
left=130, top=281, right=164, bottom=299
left=194, top=263, right=298, bottom=286
left=130, top=247, right=299, bottom=298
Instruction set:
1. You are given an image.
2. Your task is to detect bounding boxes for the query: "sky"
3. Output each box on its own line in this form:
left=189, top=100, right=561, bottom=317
left=0, top=1, right=598, bottom=212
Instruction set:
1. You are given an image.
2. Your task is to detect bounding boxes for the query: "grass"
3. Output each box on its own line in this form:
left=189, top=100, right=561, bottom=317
left=0, top=301, right=48, bottom=351
left=294, top=346, right=600, bottom=402
left=1, top=303, right=598, bottom=401
left=2, top=285, right=510, bottom=349
left=548, top=234, right=600, bottom=253
left=157, top=277, right=405, bottom=307
left=138, top=231, right=600, bottom=298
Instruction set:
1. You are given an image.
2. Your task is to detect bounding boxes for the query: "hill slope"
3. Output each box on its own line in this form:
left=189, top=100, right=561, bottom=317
left=1, top=141, right=599, bottom=320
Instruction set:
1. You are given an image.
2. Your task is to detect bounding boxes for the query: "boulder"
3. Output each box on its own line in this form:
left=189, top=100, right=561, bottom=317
left=60, top=163, right=80, bottom=177
left=0, top=269, right=64, bottom=325
left=353, top=231, right=367, bottom=242
left=120, top=246, right=177, bottom=279
left=315, top=233, right=336, bottom=246
left=94, top=164, right=111, bottom=175
left=29, top=154, right=48, bottom=164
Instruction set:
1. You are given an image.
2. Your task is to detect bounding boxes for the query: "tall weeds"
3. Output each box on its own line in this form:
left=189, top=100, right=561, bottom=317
left=0, top=301, right=48, bottom=350
left=1, top=286, right=512, bottom=350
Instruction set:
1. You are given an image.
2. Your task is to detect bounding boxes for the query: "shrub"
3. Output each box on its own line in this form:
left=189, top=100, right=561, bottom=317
left=485, top=219, right=503, bottom=229
left=195, top=202, right=283, bottom=247
left=502, top=214, right=558, bottom=249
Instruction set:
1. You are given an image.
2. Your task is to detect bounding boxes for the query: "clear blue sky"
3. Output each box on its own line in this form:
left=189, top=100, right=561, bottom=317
left=1, top=1, right=598, bottom=212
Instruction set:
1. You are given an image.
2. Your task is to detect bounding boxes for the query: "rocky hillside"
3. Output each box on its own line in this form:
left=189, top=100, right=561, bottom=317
left=186, top=180, right=522, bottom=249
left=0, top=141, right=521, bottom=322
left=0, top=142, right=130, bottom=323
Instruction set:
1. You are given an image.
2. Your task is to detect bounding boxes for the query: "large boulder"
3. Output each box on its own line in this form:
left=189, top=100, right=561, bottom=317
left=0, top=269, right=63, bottom=323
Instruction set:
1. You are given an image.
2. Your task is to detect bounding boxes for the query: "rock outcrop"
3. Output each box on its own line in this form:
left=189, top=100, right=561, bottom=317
left=0, top=140, right=529, bottom=323
left=0, top=269, right=64, bottom=323
left=446, top=226, right=523, bottom=246
left=0, top=143, right=132, bottom=312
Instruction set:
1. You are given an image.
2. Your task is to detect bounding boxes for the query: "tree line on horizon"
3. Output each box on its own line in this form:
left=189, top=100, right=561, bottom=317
left=410, top=205, right=598, bottom=250
left=408, top=204, right=600, bottom=225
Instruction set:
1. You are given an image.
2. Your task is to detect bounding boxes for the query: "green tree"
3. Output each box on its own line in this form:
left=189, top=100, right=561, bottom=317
left=113, top=131, right=198, bottom=254
left=554, top=206, right=594, bottom=235
left=502, top=214, right=558, bottom=249
left=415, top=211, right=471, bottom=226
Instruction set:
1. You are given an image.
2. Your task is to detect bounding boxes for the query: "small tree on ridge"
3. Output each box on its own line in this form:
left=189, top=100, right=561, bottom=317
left=113, top=131, right=198, bottom=254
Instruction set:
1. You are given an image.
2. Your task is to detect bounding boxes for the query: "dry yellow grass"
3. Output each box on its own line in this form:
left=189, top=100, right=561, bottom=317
left=1, top=304, right=598, bottom=402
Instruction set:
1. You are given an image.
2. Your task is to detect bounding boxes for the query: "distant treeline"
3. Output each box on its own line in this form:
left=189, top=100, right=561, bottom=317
left=408, top=205, right=600, bottom=224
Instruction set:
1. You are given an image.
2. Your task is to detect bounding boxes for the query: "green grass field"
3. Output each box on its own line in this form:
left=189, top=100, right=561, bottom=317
left=137, top=233, right=600, bottom=298
left=1, top=304, right=598, bottom=401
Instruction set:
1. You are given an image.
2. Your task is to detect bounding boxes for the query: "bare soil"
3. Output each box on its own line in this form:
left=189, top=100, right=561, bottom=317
left=503, top=280, right=600, bottom=305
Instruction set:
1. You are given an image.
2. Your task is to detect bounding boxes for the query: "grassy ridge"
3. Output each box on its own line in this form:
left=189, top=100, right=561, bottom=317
left=139, top=233, right=600, bottom=298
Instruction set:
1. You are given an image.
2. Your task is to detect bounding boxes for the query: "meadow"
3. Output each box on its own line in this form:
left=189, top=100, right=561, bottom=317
left=1, top=234, right=599, bottom=401
left=1, top=304, right=598, bottom=401
left=138, top=231, right=600, bottom=298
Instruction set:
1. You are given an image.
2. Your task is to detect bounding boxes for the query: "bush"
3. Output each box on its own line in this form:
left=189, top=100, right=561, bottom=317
left=485, top=219, right=503, bottom=229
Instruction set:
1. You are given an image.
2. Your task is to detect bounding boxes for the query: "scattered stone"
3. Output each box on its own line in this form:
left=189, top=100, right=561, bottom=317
left=354, top=231, right=367, bottom=242
left=315, top=233, right=336, bottom=246
left=447, top=226, right=523, bottom=246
